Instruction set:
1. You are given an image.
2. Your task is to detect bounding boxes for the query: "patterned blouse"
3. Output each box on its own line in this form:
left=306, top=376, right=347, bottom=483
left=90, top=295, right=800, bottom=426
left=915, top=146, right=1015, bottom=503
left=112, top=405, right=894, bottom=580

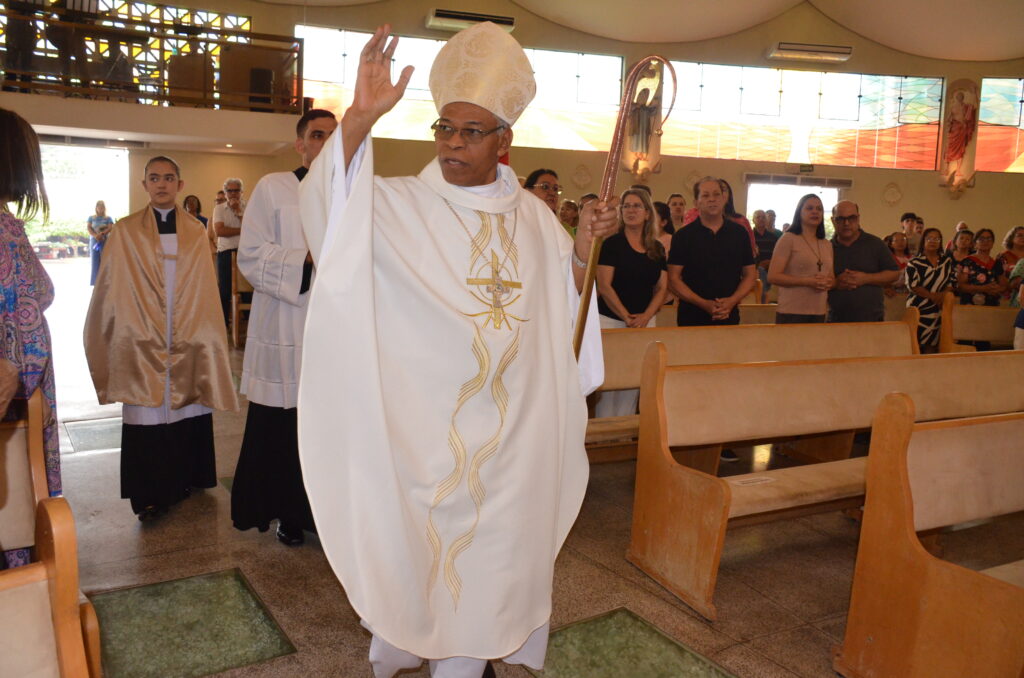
left=1, top=210, right=60, bottom=568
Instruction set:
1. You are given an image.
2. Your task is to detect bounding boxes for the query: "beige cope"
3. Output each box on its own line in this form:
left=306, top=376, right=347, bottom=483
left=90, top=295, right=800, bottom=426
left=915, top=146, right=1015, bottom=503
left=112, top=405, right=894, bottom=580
left=84, top=205, right=238, bottom=412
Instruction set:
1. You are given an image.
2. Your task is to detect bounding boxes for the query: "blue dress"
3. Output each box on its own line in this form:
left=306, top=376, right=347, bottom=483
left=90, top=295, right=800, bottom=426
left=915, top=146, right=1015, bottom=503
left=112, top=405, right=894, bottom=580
left=88, top=214, right=114, bottom=285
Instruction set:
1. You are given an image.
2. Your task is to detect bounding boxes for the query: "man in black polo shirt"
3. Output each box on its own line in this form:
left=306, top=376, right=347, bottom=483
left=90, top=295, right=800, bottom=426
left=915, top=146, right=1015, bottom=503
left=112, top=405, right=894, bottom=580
left=828, top=200, right=899, bottom=323
left=668, top=177, right=756, bottom=326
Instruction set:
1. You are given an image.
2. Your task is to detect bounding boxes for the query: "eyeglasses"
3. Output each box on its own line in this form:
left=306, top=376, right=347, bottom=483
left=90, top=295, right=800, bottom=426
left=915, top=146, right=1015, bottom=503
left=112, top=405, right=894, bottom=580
left=833, top=214, right=859, bottom=225
left=924, top=236, right=941, bottom=242
left=531, top=182, right=563, bottom=194
left=976, top=235, right=994, bottom=241
left=431, top=120, right=506, bottom=144
left=225, top=188, right=242, bottom=193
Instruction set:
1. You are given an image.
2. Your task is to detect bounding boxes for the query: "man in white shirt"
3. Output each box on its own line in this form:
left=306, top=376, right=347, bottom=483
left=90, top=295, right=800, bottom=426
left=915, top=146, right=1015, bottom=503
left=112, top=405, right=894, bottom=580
left=212, top=178, right=244, bottom=324
left=230, top=108, right=337, bottom=546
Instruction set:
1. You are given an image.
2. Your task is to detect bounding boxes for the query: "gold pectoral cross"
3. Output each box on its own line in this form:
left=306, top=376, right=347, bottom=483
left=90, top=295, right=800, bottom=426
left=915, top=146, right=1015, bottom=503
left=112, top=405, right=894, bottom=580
left=465, top=250, right=524, bottom=330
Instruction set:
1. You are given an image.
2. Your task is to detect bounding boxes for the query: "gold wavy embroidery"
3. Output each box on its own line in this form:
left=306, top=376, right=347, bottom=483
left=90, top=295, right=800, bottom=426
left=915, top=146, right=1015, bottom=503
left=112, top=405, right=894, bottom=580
left=442, top=327, right=521, bottom=606
left=469, top=211, right=490, bottom=270
left=497, top=213, right=519, bottom=273
left=425, top=323, right=490, bottom=599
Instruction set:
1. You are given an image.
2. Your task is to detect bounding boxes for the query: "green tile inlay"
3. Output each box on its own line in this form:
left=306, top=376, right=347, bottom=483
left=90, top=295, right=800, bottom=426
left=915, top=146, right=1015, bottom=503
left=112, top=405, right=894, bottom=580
left=90, top=568, right=294, bottom=678
left=220, top=476, right=234, bottom=492
left=64, top=417, right=122, bottom=452
left=529, top=608, right=737, bottom=678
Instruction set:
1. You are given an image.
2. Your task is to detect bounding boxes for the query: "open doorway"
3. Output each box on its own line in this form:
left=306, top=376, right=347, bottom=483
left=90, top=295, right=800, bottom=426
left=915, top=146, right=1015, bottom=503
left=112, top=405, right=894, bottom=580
left=746, top=182, right=840, bottom=238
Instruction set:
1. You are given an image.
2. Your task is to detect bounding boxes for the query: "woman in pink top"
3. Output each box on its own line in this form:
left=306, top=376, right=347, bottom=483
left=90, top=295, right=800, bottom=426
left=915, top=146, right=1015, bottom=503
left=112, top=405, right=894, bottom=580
left=767, top=194, right=834, bottom=323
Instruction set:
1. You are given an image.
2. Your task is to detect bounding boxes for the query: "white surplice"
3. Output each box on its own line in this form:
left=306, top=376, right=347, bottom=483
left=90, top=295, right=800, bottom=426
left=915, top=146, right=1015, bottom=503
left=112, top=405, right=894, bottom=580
left=238, top=171, right=311, bottom=408
left=298, top=130, right=602, bottom=668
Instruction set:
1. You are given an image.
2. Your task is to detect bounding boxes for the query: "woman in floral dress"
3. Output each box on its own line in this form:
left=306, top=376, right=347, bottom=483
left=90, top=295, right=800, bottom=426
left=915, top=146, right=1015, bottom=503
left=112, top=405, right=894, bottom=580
left=0, top=108, right=60, bottom=568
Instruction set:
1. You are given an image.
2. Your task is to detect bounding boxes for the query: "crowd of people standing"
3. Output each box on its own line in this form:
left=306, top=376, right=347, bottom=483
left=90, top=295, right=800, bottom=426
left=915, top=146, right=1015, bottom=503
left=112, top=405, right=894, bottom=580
left=527, top=171, right=1023, bottom=356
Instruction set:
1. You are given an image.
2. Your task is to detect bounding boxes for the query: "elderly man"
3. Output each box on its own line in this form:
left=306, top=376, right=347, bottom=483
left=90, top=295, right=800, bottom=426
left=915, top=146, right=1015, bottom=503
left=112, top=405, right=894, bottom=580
left=298, top=23, right=617, bottom=678
left=667, top=176, right=756, bottom=327
left=829, top=200, right=899, bottom=322
left=213, top=177, right=244, bottom=324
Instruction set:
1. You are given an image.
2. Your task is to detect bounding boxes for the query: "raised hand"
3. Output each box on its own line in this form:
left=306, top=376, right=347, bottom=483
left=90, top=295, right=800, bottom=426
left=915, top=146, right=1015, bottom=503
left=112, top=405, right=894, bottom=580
left=349, top=25, right=414, bottom=126
left=340, top=25, right=415, bottom=167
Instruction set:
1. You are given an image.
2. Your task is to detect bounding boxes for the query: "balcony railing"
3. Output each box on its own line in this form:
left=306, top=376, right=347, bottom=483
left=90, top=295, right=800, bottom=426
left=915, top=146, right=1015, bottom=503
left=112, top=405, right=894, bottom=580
left=1, top=4, right=303, bottom=113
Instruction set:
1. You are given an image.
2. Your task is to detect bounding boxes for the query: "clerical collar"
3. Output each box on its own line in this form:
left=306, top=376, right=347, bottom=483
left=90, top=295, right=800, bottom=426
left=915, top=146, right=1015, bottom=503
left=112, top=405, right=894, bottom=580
left=419, top=159, right=522, bottom=214
left=293, top=166, right=309, bottom=182
left=152, top=206, right=176, bottom=234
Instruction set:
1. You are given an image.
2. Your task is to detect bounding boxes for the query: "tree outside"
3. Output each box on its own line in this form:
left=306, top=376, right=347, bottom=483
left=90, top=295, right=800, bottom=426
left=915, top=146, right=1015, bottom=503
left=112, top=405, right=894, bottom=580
left=23, top=145, right=129, bottom=253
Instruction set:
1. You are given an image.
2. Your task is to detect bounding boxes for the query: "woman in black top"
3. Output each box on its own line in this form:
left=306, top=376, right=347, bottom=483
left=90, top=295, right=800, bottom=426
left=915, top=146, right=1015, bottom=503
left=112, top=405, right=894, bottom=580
left=597, top=188, right=668, bottom=328
left=595, top=188, right=668, bottom=416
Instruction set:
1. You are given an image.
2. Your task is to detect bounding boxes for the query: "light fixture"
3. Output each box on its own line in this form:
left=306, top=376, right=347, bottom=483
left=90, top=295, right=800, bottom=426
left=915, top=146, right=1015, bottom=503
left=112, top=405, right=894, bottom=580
left=767, top=42, right=853, bottom=63
left=225, top=143, right=233, bottom=148
left=426, top=8, right=515, bottom=32
left=116, top=137, right=125, bottom=141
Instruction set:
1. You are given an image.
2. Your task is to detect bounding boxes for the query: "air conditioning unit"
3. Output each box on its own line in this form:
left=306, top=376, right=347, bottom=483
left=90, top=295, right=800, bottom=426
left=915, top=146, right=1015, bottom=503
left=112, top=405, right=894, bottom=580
left=767, top=42, right=853, bottom=63
left=426, top=8, right=515, bottom=33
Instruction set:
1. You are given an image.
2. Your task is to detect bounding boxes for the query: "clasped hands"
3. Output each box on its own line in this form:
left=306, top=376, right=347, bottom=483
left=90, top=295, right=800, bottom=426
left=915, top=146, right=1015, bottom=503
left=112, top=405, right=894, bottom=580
left=700, top=297, right=736, bottom=321
left=624, top=311, right=652, bottom=328
left=834, top=269, right=866, bottom=290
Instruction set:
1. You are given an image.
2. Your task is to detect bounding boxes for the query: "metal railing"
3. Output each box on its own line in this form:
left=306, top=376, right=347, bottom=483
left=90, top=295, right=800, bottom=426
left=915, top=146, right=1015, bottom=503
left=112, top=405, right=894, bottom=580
left=1, top=5, right=303, bottom=113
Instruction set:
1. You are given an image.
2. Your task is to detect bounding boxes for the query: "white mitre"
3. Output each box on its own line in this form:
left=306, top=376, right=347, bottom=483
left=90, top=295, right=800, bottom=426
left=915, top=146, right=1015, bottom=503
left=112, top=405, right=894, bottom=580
left=428, top=21, right=536, bottom=125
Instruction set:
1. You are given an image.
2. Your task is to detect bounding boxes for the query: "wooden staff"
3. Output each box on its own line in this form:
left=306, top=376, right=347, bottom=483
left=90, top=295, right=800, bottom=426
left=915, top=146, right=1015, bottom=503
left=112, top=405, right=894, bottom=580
left=573, top=56, right=677, bottom=357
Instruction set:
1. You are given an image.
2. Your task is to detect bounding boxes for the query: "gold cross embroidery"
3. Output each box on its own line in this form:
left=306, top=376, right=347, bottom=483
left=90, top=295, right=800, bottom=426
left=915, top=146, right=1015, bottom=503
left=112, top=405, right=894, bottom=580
left=465, top=250, right=524, bottom=330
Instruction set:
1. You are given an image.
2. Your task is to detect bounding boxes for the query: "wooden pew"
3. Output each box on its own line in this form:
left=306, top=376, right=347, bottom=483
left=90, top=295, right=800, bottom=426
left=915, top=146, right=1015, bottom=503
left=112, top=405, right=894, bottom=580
left=0, top=392, right=102, bottom=677
left=0, top=498, right=93, bottom=678
left=231, top=250, right=254, bottom=348
left=883, top=290, right=909, bottom=321
left=834, top=393, right=1024, bottom=678
left=938, top=291, right=1017, bottom=352
left=737, top=303, right=776, bottom=324
left=587, top=312, right=919, bottom=462
left=627, top=346, right=1024, bottom=620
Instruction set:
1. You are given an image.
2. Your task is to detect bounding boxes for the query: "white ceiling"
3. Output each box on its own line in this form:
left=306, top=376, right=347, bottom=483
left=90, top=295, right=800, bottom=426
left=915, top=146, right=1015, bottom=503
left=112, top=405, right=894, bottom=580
left=256, top=0, right=1024, bottom=62
left=509, top=0, right=1024, bottom=62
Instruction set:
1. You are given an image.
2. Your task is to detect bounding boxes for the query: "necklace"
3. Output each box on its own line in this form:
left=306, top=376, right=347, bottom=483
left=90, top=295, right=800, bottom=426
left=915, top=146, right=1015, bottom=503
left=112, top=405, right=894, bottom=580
left=800, top=232, right=824, bottom=272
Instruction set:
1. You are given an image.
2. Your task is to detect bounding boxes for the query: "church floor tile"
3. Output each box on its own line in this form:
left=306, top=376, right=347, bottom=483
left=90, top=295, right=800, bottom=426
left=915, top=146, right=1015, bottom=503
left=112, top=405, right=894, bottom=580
left=527, top=607, right=738, bottom=678
left=89, top=568, right=294, bottom=678
left=64, top=416, right=123, bottom=453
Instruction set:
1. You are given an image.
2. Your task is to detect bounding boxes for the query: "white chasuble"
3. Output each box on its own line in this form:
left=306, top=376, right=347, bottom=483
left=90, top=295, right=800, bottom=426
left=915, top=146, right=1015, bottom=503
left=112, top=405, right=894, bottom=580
left=298, top=130, right=602, bottom=662
left=238, top=171, right=311, bottom=409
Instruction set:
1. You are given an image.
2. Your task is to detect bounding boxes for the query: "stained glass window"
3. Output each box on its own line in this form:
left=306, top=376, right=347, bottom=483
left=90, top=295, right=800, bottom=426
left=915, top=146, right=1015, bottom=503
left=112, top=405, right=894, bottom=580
left=976, top=78, right=1024, bottom=173
left=663, top=61, right=942, bottom=170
